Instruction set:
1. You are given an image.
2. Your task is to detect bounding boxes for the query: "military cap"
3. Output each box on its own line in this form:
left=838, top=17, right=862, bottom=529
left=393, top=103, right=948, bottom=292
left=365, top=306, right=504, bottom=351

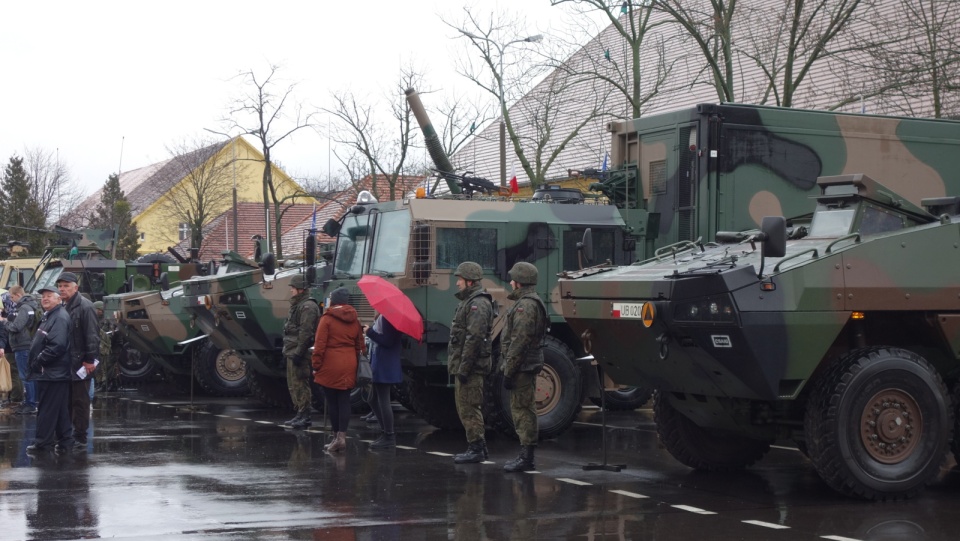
left=56, top=271, right=79, bottom=284
left=329, top=287, right=351, bottom=306
left=508, top=262, right=538, bottom=285
left=289, top=273, right=308, bottom=289
left=454, top=261, right=483, bottom=281
left=93, top=301, right=104, bottom=310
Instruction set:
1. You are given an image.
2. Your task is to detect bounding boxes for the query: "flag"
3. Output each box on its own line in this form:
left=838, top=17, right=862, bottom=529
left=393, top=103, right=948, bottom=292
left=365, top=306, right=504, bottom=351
left=310, top=202, right=317, bottom=231
left=601, top=151, right=609, bottom=172
left=509, top=165, right=519, bottom=194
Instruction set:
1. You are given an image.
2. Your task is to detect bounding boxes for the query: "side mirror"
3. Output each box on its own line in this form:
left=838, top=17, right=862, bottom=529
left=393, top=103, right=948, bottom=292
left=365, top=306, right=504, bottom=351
left=577, top=228, right=594, bottom=269
left=260, top=253, right=277, bottom=276
left=322, top=219, right=341, bottom=238
left=760, top=217, right=787, bottom=258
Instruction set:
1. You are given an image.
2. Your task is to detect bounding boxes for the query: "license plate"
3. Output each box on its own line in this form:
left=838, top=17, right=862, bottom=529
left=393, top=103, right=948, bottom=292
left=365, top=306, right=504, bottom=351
left=612, top=302, right=645, bottom=319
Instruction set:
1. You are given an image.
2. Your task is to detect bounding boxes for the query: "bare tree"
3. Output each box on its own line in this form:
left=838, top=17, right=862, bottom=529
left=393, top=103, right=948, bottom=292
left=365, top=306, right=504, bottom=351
left=324, top=64, right=425, bottom=202
left=551, top=0, right=677, bottom=120
left=156, top=138, right=240, bottom=251
left=215, top=64, right=316, bottom=258
left=21, top=146, right=81, bottom=226
left=435, top=93, right=496, bottom=172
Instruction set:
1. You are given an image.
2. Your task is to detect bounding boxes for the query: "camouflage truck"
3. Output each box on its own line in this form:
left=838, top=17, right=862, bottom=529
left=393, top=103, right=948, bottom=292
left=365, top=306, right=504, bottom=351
left=559, top=173, right=960, bottom=500
left=24, top=229, right=199, bottom=383
left=104, top=249, right=259, bottom=396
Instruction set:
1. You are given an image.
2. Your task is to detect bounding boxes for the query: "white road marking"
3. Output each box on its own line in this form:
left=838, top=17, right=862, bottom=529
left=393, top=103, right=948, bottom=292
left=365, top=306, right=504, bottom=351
left=671, top=505, right=716, bottom=515
left=147, top=402, right=159, bottom=405
left=558, top=478, right=592, bottom=486
left=427, top=451, right=454, bottom=457
left=770, top=444, right=801, bottom=452
left=821, top=536, right=863, bottom=541
left=235, top=418, right=251, bottom=421
left=743, top=520, right=790, bottom=530
left=609, top=490, right=648, bottom=499
left=215, top=415, right=230, bottom=418
left=255, top=421, right=273, bottom=425
left=395, top=445, right=417, bottom=450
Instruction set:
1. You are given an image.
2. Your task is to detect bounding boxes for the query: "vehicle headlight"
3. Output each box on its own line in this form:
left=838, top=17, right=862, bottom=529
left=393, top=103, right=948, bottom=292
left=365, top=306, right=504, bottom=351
left=674, top=294, right=737, bottom=323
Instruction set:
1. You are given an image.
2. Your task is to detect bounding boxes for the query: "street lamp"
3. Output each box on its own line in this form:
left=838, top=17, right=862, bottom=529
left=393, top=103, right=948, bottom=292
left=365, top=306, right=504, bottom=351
left=462, top=30, right=543, bottom=186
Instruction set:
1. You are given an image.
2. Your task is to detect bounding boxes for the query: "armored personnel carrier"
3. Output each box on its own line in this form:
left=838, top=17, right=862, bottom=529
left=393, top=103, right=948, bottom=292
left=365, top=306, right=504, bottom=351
left=559, top=174, right=960, bottom=500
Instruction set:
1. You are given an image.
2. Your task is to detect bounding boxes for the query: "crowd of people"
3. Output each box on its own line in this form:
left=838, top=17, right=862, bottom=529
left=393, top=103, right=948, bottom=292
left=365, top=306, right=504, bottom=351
left=281, top=260, right=548, bottom=472
left=3, top=260, right=547, bottom=465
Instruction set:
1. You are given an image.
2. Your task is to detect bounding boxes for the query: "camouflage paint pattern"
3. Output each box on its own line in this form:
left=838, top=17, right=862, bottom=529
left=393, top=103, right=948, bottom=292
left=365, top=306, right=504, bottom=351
left=559, top=174, right=959, bottom=499
left=509, top=371, right=538, bottom=446
left=455, top=373, right=486, bottom=443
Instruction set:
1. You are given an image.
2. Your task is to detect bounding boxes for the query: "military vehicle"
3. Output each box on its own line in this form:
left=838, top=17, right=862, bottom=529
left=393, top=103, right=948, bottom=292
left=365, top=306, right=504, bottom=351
left=0, top=257, right=40, bottom=290
left=559, top=173, right=960, bottom=500
left=105, top=249, right=258, bottom=395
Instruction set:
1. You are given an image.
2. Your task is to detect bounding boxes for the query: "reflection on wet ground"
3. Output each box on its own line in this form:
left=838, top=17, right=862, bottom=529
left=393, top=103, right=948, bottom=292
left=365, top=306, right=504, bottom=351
left=1, top=391, right=958, bottom=540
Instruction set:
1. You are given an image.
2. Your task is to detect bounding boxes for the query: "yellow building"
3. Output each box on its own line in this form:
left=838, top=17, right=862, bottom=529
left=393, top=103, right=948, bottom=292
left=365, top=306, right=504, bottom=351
left=65, top=137, right=315, bottom=255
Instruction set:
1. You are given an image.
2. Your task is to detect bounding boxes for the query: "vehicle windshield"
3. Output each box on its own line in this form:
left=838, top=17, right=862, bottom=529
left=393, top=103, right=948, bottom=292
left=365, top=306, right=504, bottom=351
left=809, top=206, right=856, bottom=238
left=30, top=266, right=63, bottom=294
left=369, top=210, right=411, bottom=275
left=333, top=213, right=375, bottom=278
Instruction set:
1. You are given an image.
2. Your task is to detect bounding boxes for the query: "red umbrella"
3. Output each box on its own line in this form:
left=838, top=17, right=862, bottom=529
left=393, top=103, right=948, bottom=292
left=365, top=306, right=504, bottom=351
left=357, top=275, right=424, bottom=342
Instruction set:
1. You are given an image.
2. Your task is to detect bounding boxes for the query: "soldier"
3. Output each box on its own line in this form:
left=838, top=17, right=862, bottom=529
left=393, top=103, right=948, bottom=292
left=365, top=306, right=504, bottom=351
left=500, top=262, right=548, bottom=473
left=93, top=301, right=118, bottom=392
left=282, top=273, right=320, bottom=430
left=448, top=261, right=495, bottom=464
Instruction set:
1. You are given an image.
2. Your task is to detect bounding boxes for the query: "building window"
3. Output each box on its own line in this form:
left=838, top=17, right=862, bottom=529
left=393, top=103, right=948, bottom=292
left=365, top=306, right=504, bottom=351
left=140, top=233, right=145, bottom=240
left=179, top=222, right=190, bottom=241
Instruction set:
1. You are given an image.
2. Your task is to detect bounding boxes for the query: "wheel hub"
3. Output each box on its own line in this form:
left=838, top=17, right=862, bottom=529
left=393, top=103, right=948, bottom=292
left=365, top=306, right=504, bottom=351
left=535, top=365, right=561, bottom=415
left=860, top=389, right=921, bottom=464
left=215, top=350, right=247, bottom=382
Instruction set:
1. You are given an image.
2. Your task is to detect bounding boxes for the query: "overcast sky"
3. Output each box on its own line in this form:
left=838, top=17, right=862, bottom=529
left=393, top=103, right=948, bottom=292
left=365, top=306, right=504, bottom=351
left=1, top=1, right=602, bottom=200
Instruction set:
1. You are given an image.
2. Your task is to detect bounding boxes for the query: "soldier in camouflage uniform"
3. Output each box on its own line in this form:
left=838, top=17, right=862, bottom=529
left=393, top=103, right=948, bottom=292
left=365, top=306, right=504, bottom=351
left=500, top=262, right=547, bottom=472
left=282, top=274, right=320, bottom=430
left=449, top=261, right=495, bottom=464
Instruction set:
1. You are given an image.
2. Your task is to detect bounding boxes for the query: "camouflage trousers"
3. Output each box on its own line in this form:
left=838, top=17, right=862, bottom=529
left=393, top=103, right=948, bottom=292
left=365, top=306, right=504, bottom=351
left=286, top=358, right=312, bottom=413
left=509, top=371, right=538, bottom=446
left=455, top=372, right=486, bottom=443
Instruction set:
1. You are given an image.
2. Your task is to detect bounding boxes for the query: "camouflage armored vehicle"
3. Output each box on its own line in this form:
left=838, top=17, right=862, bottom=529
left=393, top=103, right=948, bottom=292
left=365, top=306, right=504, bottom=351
left=559, top=173, right=960, bottom=500
left=104, top=249, right=258, bottom=395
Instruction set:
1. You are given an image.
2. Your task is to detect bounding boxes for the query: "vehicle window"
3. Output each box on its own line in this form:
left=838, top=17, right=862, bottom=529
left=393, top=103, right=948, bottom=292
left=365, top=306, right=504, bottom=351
left=370, top=210, right=411, bottom=275
left=859, top=206, right=904, bottom=236
left=809, top=207, right=856, bottom=238
left=31, top=266, right=63, bottom=294
left=333, top=214, right=374, bottom=278
left=562, top=229, right=616, bottom=270
left=436, top=228, right=497, bottom=270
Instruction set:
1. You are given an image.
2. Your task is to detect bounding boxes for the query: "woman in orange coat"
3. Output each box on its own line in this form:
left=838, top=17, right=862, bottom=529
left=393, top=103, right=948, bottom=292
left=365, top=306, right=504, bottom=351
left=313, top=287, right=365, bottom=452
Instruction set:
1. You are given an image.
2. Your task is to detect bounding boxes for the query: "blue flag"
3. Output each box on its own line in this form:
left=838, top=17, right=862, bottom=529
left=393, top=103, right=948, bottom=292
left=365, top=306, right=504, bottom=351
left=310, top=202, right=317, bottom=232
left=601, top=152, right=609, bottom=172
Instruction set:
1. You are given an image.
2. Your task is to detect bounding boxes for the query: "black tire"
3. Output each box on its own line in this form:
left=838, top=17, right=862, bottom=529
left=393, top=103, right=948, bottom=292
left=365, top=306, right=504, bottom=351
left=804, top=347, right=951, bottom=501
left=952, top=380, right=960, bottom=464
left=192, top=341, right=249, bottom=397
left=654, top=392, right=771, bottom=471
left=393, top=378, right=416, bottom=413
left=589, top=385, right=653, bottom=411
left=350, top=386, right=371, bottom=413
left=485, top=336, right=582, bottom=440
left=246, top=370, right=293, bottom=409
left=117, top=343, right=159, bottom=383
left=406, top=377, right=463, bottom=431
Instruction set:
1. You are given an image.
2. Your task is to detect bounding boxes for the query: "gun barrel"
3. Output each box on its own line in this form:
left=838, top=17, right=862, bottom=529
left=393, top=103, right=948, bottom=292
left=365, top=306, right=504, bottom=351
left=405, top=88, right=462, bottom=195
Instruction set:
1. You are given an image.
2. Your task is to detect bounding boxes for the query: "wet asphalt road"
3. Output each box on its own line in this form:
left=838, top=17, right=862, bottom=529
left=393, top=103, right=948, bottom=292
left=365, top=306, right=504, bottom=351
left=1, top=389, right=959, bottom=541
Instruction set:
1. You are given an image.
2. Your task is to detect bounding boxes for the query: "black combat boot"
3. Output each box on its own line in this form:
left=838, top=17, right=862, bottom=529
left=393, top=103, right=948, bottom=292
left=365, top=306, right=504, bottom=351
left=283, top=412, right=302, bottom=426
left=290, top=412, right=312, bottom=430
left=369, top=432, right=396, bottom=449
left=503, top=445, right=535, bottom=472
left=453, top=439, right=488, bottom=464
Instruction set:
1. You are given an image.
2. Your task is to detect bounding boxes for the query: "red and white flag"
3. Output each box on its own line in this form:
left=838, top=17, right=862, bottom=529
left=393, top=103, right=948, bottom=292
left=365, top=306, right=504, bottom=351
left=509, top=165, right=519, bottom=194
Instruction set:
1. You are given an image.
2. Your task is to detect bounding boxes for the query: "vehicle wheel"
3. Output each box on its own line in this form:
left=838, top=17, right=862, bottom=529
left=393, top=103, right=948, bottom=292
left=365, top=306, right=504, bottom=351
left=485, top=336, right=582, bottom=440
left=951, top=380, right=960, bottom=464
left=589, top=384, right=653, bottom=411
left=350, top=386, right=371, bottom=413
left=654, top=392, right=771, bottom=471
left=193, top=341, right=249, bottom=397
left=406, top=377, right=462, bottom=430
left=117, top=343, right=159, bottom=383
left=246, top=370, right=293, bottom=409
left=804, top=347, right=951, bottom=501
left=393, top=377, right=416, bottom=413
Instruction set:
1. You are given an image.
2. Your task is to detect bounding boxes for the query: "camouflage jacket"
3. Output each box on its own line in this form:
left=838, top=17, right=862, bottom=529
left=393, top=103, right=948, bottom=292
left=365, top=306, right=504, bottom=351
left=500, top=286, right=547, bottom=377
left=448, top=283, right=494, bottom=376
left=282, top=290, right=320, bottom=363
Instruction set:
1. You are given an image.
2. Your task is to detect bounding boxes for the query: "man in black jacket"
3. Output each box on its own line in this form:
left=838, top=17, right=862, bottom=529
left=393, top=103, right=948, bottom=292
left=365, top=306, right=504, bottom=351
left=3, top=285, right=41, bottom=415
left=57, top=272, right=99, bottom=452
left=26, top=287, right=74, bottom=454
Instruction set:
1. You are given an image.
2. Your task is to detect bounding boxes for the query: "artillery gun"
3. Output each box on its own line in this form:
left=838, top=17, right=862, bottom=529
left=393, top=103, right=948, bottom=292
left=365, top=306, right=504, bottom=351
left=103, top=248, right=258, bottom=395
left=560, top=174, right=960, bottom=500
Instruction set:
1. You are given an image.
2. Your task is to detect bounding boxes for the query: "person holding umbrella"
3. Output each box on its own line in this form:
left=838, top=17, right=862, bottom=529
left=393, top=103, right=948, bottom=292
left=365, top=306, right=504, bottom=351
left=363, top=312, right=402, bottom=449
left=312, top=287, right=365, bottom=453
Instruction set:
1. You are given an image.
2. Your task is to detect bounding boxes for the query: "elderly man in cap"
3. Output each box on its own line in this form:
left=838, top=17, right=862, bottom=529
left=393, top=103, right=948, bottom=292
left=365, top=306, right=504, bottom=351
left=25, top=285, right=74, bottom=455
left=281, top=273, right=319, bottom=430
left=57, top=271, right=100, bottom=452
